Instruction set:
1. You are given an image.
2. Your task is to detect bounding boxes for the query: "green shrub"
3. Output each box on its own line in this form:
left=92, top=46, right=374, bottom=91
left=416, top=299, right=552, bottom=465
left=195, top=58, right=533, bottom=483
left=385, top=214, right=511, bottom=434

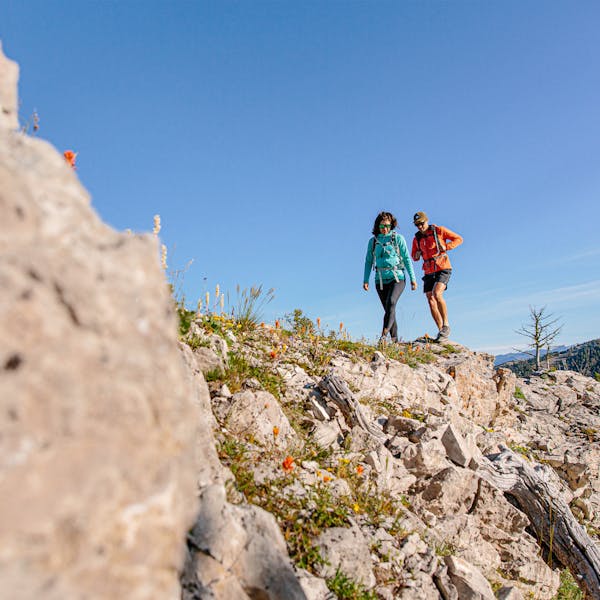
left=326, top=568, right=378, bottom=600
left=514, top=386, right=526, bottom=400
left=553, top=569, right=583, bottom=599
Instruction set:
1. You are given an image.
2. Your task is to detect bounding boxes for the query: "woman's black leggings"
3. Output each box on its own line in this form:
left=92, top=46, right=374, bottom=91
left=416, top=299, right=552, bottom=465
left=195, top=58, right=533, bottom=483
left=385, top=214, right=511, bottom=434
left=375, top=280, right=406, bottom=342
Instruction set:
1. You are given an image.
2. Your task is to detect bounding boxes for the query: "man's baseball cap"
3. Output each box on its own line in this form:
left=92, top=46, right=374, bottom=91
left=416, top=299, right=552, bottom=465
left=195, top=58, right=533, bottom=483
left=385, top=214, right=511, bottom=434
left=413, top=211, right=428, bottom=224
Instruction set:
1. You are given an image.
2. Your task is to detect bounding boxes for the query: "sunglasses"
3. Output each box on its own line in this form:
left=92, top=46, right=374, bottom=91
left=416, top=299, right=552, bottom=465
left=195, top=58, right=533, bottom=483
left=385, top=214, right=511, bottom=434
left=415, top=222, right=426, bottom=227
left=379, top=223, right=392, bottom=229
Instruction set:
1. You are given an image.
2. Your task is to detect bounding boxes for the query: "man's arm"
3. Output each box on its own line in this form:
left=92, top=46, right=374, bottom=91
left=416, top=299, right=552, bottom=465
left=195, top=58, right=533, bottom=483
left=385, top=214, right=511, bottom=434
left=440, top=226, right=463, bottom=251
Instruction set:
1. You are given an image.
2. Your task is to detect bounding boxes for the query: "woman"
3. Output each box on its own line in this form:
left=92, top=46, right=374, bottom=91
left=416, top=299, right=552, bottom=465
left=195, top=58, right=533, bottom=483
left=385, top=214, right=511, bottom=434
left=363, top=211, right=417, bottom=343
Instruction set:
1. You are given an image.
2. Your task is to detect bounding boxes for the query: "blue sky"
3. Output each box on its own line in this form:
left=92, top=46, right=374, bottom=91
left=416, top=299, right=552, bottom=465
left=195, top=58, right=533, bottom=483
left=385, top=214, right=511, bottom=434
left=2, top=1, right=598, bottom=354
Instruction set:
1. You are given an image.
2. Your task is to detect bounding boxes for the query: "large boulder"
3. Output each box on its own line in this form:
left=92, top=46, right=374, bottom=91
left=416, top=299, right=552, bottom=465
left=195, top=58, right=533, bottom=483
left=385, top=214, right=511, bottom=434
left=0, top=45, right=200, bottom=599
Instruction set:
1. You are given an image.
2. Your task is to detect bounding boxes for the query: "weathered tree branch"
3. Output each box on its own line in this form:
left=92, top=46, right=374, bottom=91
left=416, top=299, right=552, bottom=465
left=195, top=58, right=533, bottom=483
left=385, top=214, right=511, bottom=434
left=478, top=446, right=600, bottom=599
left=318, top=374, right=386, bottom=442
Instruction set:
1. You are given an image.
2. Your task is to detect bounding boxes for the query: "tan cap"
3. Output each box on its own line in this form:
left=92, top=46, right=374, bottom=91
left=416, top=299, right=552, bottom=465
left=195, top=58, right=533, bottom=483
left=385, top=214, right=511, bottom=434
left=413, top=211, right=428, bottom=224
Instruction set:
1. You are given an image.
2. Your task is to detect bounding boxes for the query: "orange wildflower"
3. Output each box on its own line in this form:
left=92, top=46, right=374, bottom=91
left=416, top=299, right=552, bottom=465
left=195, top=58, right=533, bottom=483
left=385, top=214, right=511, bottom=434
left=282, top=456, right=294, bottom=473
left=63, top=150, right=77, bottom=169
left=323, top=475, right=332, bottom=483
left=316, top=317, right=321, bottom=328
left=275, top=319, right=280, bottom=329
left=339, top=322, right=344, bottom=332
left=356, top=465, right=364, bottom=475
left=270, top=350, right=278, bottom=359
left=273, top=426, right=279, bottom=437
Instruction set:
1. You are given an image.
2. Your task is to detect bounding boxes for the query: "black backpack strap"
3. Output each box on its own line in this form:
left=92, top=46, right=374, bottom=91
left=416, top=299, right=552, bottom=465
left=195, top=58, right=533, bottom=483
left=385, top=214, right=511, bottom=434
left=430, top=224, right=443, bottom=255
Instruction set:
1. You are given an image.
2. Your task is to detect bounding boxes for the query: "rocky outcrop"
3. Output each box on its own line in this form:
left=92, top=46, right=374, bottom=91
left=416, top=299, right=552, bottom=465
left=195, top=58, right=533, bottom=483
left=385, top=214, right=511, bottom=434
left=0, top=44, right=201, bottom=600
left=183, top=322, right=599, bottom=599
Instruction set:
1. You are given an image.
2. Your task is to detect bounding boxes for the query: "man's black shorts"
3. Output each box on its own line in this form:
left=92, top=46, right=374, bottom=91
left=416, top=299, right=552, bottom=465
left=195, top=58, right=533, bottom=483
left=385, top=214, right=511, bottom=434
left=423, top=269, right=452, bottom=293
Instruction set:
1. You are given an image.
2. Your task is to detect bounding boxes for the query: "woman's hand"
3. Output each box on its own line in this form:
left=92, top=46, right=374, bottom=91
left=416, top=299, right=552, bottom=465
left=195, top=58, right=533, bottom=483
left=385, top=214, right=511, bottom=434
left=363, top=283, right=369, bottom=291
left=411, top=281, right=417, bottom=291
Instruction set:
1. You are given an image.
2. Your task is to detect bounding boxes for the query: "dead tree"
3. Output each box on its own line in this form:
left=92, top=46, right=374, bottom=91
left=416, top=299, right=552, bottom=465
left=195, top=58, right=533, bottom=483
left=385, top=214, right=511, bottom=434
left=515, top=306, right=562, bottom=370
left=478, top=446, right=600, bottom=599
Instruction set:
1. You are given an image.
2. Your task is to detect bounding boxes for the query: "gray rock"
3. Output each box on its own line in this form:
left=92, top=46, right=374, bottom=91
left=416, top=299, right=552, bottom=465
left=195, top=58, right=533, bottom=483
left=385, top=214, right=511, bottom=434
left=445, top=556, right=496, bottom=599
left=441, top=423, right=472, bottom=467
left=315, top=526, right=376, bottom=589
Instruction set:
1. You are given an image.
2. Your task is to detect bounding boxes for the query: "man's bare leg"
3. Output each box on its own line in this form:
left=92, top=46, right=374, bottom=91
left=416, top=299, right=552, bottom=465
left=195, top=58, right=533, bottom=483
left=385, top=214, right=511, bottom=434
left=426, top=291, right=443, bottom=331
left=432, top=282, right=449, bottom=327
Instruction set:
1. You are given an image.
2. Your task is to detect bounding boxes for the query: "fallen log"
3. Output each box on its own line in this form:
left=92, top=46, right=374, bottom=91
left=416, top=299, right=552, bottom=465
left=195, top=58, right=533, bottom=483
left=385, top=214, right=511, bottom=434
left=478, top=446, right=600, bottom=599
left=318, top=374, right=385, bottom=442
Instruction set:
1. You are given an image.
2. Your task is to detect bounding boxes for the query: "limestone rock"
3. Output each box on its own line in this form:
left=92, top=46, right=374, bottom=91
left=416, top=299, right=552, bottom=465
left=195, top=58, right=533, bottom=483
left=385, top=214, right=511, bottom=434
left=0, top=43, right=18, bottom=130
left=315, top=526, right=376, bottom=588
left=0, top=47, right=200, bottom=599
left=186, top=485, right=306, bottom=599
left=445, top=556, right=496, bottom=599
left=224, top=390, right=298, bottom=449
left=441, top=423, right=472, bottom=467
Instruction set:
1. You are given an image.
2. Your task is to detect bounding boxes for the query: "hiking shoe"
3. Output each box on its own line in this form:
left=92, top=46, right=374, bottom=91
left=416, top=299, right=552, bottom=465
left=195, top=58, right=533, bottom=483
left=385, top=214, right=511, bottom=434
left=440, top=325, right=450, bottom=338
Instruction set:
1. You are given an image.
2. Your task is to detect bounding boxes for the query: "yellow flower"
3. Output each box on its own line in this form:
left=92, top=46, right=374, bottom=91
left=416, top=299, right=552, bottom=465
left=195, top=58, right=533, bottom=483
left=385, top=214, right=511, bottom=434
left=273, top=426, right=279, bottom=437
left=353, top=503, right=360, bottom=513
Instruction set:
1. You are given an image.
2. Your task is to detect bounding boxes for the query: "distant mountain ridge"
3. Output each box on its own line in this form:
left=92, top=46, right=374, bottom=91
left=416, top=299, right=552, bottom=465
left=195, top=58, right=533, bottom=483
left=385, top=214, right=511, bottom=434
left=495, top=346, right=569, bottom=367
left=500, top=339, right=600, bottom=377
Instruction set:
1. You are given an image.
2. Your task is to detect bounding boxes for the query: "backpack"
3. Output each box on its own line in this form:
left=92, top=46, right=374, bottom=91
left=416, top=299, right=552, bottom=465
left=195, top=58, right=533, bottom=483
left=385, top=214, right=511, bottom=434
left=372, top=231, right=405, bottom=289
left=415, top=224, right=445, bottom=268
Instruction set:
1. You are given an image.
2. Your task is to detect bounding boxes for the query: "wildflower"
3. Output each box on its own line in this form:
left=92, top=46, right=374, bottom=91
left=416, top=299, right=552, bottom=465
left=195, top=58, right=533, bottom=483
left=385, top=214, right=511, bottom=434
left=33, top=110, right=39, bottom=132
left=323, top=475, right=332, bottom=483
left=160, top=244, right=168, bottom=270
left=220, top=294, right=225, bottom=313
left=215, top=284, right=220, bottom=298
left=63, top=150, right=77, bottom=169
left=205, top=291, right=210, bottom=311
left=353, top=503, right=361, bottom=513
left=316, top=317, right=321, bottom=328
left=281, top=344, right=288, bottom=353
left=197, top=298, right=203, bottom=314
left=153, top=214, right=161, bottom=235
left=275, top=319, right=280, bottom=329
left=282, top=456, right=294, bottom=473
left=260, top=322, right=265, bottom=328
left=270, top=350, right=277, bottom=359
left=273, top=426, right=279, bottom=437
left=356, top=465, right=364, bottom=475
left=339, top=458, right=350, bottom=464
left=339, top=322, right=344, bottom=332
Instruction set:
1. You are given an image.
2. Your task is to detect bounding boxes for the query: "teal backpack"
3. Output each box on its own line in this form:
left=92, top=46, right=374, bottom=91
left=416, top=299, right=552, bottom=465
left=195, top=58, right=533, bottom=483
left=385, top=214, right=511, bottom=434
left=372, top=232, right=405, bottom=289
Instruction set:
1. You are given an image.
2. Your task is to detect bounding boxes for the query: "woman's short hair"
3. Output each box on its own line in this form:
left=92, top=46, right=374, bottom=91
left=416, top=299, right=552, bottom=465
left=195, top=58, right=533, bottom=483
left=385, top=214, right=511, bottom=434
left=372, top=211, right=397, bottom=236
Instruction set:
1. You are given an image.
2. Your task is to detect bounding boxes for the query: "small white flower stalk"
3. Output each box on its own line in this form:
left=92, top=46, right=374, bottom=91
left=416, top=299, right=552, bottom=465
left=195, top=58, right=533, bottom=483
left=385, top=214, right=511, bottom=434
left=196, top=298, right=203, bottom=317
left=220, top=294, right=225, bottom=314
left=205, top=291, right=210, bottom=314
left=153, top=214, right=161, bottom=236
left=160, top=244, right=168, bottom=270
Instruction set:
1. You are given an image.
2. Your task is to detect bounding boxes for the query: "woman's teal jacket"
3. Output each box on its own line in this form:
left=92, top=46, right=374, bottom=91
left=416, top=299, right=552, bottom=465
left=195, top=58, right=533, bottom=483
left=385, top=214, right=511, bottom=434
left=363, top=231, right=416, bottom=287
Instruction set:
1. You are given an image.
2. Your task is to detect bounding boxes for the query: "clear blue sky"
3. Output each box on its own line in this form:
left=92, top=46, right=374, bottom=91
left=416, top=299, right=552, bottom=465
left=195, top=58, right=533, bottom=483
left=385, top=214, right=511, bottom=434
left=2, top=1, right=598, bottom=354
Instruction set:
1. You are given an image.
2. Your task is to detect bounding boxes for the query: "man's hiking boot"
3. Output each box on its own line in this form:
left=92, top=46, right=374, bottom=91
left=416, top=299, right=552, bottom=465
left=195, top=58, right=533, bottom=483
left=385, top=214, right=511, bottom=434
left=436, top=325, right=450, bottom=342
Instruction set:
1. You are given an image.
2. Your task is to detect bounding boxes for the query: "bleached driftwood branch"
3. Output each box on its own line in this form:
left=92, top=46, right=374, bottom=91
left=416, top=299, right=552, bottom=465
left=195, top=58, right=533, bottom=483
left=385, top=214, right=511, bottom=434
left=319, top=374, right=385, bottom=442
left=478, top=446, right=600, bottom=599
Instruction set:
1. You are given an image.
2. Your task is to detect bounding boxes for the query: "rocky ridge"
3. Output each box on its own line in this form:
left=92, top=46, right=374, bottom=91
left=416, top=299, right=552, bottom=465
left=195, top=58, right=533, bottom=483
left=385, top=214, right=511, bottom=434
left=179, top=317, right=600, bottom=599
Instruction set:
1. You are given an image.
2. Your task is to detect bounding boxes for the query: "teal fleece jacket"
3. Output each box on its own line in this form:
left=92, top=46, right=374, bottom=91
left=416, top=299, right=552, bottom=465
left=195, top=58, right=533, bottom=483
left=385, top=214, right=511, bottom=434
left=363, top=231, right=416, bottom=286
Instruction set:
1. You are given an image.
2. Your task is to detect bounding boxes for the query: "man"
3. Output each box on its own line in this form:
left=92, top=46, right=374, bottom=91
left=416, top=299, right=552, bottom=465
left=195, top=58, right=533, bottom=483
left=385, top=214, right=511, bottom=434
left=411, top=211, right=463, bottom=342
